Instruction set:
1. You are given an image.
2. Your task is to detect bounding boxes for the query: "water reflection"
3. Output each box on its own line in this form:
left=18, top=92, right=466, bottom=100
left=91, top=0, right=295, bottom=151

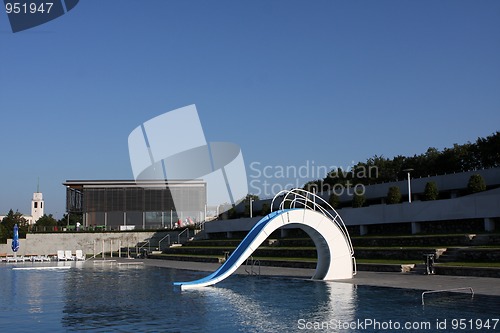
left=26, top=270, right=44, bottom=314
left=2, top=263, right=499, bottom=333
left=62, top=262, right=148, bottom=329
left=60, top=265, right=359, bottom=332
left=201, top=280, right=357, bottom=333
left=313, top=282, right=357, bottom=325
left=0, top=263, right=69, bottom=331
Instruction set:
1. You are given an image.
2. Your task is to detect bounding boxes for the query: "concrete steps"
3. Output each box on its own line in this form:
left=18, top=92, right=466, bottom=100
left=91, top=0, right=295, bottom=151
left=118, top=229, right=197, bottom=257
left=154, top=233, right=500, bottom=277
left=436, top=247, right=465, bottom=263
left=436, top=247, right=500, bottom=263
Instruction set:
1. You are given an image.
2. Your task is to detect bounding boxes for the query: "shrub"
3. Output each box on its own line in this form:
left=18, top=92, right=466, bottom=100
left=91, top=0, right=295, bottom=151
left=352, top=191, right=366, bottom=208
left=467, top=174, right=486, bottom=194
left=423, top=181, right=439, bottom=201
left=328, top=193, right=340, bottom=209
left=261, top=203, right=270, bottom=216
left=386, top=186, right=402, bottom=204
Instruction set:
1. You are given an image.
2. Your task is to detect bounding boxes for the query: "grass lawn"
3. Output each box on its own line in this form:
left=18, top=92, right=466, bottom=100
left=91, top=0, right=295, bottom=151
left=356, top=259, right=418, bottom=265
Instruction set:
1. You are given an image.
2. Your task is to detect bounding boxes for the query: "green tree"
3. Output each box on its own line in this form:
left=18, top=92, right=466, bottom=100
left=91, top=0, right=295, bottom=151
left=243, top=194, right=260, bottom=217
left=36, top=214, right=58, bottom=227
left=282, top=198, right=292, bottom=209
left=467, top=174, right=486, bottom=194
left=260, top=203, right=271, bottom=216
left=423, top=181, right=439, bottom=201
left=58, top=213, right=83, bottom=226
left=352, top=191, right=366, bottom=208
left=0, top=209, right=28, bottom=242
left=476, top=131, right=500, bottom=168
left=303, top=180, right=322, bottom=193
left=315, top=132, right=500, bottom=186
left=386, top=186, right=402, bottom=204
left=328, top=193, right=340, bottom=209
left=227, top=207, right=237, bottom=219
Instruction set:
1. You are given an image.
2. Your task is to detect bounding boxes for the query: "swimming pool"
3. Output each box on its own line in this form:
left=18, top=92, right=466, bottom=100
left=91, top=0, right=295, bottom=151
left=0, top=262, right=498, bottom=332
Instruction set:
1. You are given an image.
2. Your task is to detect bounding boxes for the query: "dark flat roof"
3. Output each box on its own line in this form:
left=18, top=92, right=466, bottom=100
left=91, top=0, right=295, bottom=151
left=63, top=179, right=206, bottom=189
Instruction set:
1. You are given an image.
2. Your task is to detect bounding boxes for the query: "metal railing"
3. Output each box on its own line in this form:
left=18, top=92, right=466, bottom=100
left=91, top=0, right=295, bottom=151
left=28, top=224, right=198, bottom=233
left=270, top=189, right=356, bottom=274
left=245, top=256, right=261, bottom=276
left=421, top=287, right=474, bottom=305
left=158, top=234, right=171, bottom=251
left=137, top=240, right=150, bottom=255
left=177, top=228, right=190, bottom=244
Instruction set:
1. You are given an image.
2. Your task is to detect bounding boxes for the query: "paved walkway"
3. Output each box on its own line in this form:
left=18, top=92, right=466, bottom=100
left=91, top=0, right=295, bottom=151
left=137, top=258, right=500, bottom=296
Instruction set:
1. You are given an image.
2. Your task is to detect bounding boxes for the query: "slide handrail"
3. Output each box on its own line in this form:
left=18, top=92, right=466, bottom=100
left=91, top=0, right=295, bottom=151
left=271, top=189, right=354, bottom=257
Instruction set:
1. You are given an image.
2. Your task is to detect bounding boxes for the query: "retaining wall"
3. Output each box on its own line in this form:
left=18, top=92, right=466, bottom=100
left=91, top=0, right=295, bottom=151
left=0, top=232, right=155, bottom=256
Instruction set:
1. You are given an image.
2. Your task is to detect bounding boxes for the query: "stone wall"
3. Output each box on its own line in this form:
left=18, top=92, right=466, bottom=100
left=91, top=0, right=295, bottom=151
left=351, top=235, right=477, bottom=247
left=0, top=232, right=155, bottom=256
left=354, top=248, right=439, bottom=261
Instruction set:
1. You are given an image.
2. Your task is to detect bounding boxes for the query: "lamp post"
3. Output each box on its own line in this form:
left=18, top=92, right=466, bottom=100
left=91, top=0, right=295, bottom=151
left=402, top=168, right=414, bottom=203
left=66, top=186, right=71, bottom=228
left=249, top=197, right=254, bottom=218
left=170, top=209, right=173, bottom=229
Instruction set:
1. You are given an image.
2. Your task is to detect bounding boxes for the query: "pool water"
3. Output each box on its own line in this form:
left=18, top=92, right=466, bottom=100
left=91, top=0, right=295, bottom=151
left=0, top=262, right=498, bottom=332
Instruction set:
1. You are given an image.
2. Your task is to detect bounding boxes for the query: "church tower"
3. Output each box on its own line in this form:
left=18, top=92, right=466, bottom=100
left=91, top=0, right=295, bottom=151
left=31, top=180, right=44, bottom=223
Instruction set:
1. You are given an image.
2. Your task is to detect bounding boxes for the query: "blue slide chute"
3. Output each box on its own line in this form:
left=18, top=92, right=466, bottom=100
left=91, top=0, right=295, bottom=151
left=174, top=211, right=281, bottom=289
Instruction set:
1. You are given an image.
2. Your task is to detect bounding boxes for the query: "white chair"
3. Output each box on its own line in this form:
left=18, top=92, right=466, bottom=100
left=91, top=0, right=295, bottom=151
left=57, top=250, right=67, bottom=261
left=34, top=255, right=50, bottom=262
left=75, top=250, right=85, bottom=261
left=65, top=250, right=75, bottom=261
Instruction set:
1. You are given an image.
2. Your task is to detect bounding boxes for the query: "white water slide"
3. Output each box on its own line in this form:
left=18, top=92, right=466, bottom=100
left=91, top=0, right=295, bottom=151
left=173, top=189, right=356, bottom=290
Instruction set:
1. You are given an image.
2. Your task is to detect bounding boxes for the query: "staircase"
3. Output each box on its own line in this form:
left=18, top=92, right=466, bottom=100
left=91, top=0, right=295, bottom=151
left=119, top=229, right=194, bottom=258
left=436, top=247, right=466, bottom=263
left=410, top=263, right=428, bottom=274
left=155, top=237, right=319, bottom=266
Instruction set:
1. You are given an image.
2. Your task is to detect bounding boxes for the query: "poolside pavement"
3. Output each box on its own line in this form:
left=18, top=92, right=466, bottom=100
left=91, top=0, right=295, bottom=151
left=137, top=258, right=500, bottom=296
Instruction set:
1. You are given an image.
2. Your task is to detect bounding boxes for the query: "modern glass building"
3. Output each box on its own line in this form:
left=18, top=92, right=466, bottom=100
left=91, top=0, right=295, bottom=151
left=63, top=180, right=206, bottom=230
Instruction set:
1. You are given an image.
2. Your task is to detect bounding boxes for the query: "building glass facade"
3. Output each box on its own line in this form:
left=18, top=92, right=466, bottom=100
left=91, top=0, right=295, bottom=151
left=64, top=180, right=206, bottom=229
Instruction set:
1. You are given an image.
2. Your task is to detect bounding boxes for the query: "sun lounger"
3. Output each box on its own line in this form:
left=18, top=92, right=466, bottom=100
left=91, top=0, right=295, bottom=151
left=75, top=250, right=85, bottom=261
left=6, top=255, right=25, bottom=263
left=57, top=250, right=67, bottom=261
left=65, top=250, right=75, bottom=261
left=33, top=255, right=50, bottom=262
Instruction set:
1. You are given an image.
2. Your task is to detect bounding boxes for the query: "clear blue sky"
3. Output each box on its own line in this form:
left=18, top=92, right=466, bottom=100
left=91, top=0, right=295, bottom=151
left=1, top=0, right=499, bottom=218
